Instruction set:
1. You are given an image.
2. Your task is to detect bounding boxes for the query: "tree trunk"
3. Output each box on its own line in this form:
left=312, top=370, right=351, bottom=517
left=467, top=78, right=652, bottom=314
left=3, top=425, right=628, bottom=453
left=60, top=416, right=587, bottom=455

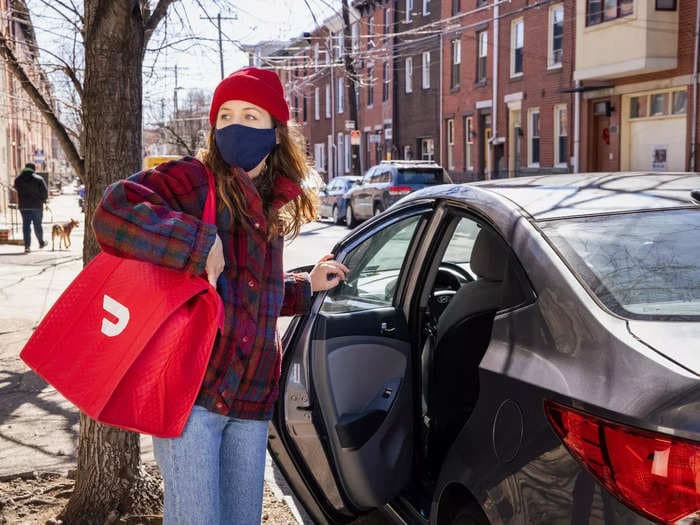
left=61, top=1, right=155, bottom=522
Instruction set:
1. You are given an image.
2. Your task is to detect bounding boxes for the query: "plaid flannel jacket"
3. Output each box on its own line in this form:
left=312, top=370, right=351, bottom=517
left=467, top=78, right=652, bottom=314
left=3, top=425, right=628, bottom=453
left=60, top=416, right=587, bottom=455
left=93, top=156, right=312, bottom=420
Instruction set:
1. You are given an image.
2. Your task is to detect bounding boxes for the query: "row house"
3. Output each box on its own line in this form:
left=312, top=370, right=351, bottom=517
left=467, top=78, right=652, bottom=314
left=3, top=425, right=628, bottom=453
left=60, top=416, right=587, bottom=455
left=0, top=0, right=57, bottom=210
left=576, top=0, right=694, bottom=172
left=442, top=0, right=575, bottom=181
left=263, top=17, right=359, bottom=180
left=394, top=0, right=442, bottom=163
left=353, top=0, right=394, bottom=170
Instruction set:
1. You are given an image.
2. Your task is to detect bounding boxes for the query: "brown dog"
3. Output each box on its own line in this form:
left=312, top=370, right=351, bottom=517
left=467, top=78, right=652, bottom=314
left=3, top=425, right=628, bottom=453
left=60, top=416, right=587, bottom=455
left=52, top=219, right=79, bottom=251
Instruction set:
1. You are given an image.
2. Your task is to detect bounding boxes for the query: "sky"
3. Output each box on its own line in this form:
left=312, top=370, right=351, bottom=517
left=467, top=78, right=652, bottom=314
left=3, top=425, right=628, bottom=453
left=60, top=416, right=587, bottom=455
left=27, top=0, right=338, bottom=123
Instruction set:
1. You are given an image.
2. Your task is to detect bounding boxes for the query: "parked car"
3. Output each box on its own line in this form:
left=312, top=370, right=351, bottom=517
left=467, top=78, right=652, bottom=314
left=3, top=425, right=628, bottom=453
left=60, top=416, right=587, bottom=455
left=317, top=175, right=360, bottom=224
left=272, top=173, right=700, bottom=525
left=344, top=160, right=451, bottom=227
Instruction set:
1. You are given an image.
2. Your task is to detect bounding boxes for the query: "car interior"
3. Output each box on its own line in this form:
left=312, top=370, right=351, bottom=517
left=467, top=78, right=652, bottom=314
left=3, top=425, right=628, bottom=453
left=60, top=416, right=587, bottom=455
left=415, top=213, right=532, bottom=487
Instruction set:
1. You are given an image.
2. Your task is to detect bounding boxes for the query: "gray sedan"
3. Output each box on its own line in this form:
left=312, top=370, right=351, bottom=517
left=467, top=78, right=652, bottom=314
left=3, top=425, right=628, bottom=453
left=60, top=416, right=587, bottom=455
left=271, top=173, right=700, bottom=524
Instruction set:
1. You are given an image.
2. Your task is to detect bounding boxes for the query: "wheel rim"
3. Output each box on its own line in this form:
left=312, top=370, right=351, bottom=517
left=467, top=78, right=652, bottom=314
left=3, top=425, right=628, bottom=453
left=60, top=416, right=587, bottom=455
left=332, top=206, right=338, bottom=222
left=346, top=205, right=352, bottom=225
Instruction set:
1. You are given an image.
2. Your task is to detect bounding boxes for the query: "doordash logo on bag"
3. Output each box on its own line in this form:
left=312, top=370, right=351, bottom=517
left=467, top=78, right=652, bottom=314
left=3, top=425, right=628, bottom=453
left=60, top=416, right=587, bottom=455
left=101, top=295, right=130, bottom=337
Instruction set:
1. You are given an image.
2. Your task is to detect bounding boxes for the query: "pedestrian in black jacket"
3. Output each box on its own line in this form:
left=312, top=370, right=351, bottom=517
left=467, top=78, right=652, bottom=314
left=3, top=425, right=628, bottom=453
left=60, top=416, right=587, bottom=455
left=14, top=163, right=48, bottom=253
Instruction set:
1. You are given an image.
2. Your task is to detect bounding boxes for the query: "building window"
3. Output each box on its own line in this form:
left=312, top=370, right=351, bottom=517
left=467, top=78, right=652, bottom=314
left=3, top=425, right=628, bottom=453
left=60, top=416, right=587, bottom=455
left=586, top=0, right=633, bottom=26
left=303, top=95, right=307, bottom=122
left=452, top=0, right=460, bottom=16
left=293, top=96, right=299, bottom=120
left=383, top=62, right=390, bottom=101
left=464, top=116, right=474, bottom=170
left=446, top=118, right=455, bottom=170
left=423, top=0, right=430, bottom=15
left=630, top=96, right=647, bottom=118
left=345, top=134, right=351, bottom=173
left=351, top=23, right=359, bottom=51
left=554, top=105, right=568, bottom=167
left=421, top=138, right=434, bottom=161
left=629, top=89, right=687, bottom=119
left=528, top=109, right=540, bottom=167
left=368, top=64, right=375, bottom=106
left=650, top=93, right=668, bottom=116
left=405, top=57, right=413, bottom=93
left=450, top=39, right=460, bottom=89
left=477, top=31, right=488, bottom=83
left=369, top=16, right=375, bottom=38
left=337, top=77, right=344, bottom=114
left=672, top=90, right=688, bottom=114
left=656, top=0, right=676, bottom=9
left=406, top=0, right=413, bottom=22
left=325, top=83, right=331, bottom=118
left=549, top=5, right=564, bottom=68
left=314, top=43, right=320, bottom=71
left=422, top=51, right=431, bottom=89
left=314, top=143, right=325, bottom=172
left=314, top=87, right=320, bottom=120
left=511, top=19, right=524, bottom=77
left=385, top=8, right=392, bottom=33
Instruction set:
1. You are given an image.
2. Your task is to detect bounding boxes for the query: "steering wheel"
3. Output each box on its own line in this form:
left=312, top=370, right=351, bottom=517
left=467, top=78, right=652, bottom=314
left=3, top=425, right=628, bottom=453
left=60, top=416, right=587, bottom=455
left=428, top=263, right=474, bottom=319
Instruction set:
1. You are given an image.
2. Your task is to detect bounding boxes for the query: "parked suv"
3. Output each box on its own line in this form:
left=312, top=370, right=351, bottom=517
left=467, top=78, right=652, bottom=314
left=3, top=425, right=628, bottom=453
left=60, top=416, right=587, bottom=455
left=344, top=160, right=451, bottom=227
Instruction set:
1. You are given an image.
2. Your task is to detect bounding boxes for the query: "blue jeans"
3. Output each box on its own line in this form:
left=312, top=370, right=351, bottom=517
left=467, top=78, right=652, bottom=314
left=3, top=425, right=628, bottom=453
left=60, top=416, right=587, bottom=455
left=20, top=209, right=44, bottom=249
left=153, top=405, right=269, bottom=525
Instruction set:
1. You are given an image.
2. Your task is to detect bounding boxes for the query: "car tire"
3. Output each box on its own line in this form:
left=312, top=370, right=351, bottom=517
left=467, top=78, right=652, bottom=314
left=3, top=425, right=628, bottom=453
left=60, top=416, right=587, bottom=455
left=346, top=204, right=357, bottom=228
left=373, top=204, right=383, bottom=217
left=332, top=205, right=343, bottom=225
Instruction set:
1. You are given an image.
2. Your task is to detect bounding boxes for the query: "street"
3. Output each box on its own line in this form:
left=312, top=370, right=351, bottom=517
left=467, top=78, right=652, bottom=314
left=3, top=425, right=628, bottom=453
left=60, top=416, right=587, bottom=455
left=0, top=184, right=349, bottom=522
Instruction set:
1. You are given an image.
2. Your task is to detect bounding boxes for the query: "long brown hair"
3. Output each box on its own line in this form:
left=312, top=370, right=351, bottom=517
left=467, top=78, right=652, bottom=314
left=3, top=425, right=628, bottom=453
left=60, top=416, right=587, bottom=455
left=198, top=120, right=317, bottom=239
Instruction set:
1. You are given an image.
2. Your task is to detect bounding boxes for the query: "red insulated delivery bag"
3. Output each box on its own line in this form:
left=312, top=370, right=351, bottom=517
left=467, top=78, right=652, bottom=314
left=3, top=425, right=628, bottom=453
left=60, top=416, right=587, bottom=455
left=20, top=168, right=223, bottom=438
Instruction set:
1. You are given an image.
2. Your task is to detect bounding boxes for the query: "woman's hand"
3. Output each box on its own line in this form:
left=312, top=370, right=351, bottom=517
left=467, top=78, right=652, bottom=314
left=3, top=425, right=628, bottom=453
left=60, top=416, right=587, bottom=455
left=309, top=254, right=349, bottom=292
left=205, top=234, right=225, bottom=287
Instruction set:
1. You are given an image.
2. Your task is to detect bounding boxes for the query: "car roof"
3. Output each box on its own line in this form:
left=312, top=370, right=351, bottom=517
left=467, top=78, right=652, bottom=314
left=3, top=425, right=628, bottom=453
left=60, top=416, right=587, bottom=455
left=469, top=172, right=700, bottom=220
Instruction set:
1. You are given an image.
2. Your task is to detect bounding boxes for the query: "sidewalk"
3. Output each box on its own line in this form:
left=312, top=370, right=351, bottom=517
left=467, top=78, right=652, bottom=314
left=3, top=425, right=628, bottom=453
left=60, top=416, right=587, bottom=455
left=0, top=189, right=309, bottom=523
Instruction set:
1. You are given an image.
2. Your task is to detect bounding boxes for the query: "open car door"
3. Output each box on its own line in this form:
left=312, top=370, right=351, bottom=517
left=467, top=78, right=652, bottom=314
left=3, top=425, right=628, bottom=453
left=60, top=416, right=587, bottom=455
left=270, top=207, right=431, bottom=524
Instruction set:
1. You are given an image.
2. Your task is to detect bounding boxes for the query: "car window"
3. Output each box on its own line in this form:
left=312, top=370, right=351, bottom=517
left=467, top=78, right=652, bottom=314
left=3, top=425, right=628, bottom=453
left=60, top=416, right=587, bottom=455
left=540, top=208, right=700, bottom=320
left=397, top=169, right=443, bottom=185
left=321, top=214, right=423, bottom=314
left=441, top=218, right=481, bottom=276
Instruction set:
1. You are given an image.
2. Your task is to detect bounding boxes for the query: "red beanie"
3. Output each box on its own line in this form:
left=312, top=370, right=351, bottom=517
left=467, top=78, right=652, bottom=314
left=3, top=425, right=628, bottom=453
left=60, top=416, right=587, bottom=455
left=209, top=67, right=290, bottom=126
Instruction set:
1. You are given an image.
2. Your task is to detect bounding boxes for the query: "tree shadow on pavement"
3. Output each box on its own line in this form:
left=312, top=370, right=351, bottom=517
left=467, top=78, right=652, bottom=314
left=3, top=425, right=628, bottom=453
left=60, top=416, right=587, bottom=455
left=0, top=369, right=79, bottom=462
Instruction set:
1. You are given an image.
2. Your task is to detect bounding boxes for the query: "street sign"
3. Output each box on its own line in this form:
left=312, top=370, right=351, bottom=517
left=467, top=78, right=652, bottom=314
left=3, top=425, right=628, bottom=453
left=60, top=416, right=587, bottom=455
left=344, top=120, right=356, bottom=131
left=33, top=149, right=45, bottom=164
left=350, top=130, right=361, bottom=145
left=369, top=134, right=381, bottom=144
left=385, top=128, right=392, bottom=140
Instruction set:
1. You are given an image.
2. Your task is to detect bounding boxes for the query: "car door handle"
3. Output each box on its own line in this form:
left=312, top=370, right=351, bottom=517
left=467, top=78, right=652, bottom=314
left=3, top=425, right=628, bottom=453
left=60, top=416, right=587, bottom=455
left=380, top=322, right=396, bottom=335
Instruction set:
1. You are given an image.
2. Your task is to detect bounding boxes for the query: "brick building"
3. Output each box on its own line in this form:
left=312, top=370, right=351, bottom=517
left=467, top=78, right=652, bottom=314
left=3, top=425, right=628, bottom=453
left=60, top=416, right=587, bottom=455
left=394, top=0, right=442, bottom=163
left=1, top=0, right=57, bottom=209
left=353, top=0, right=394, bottom=171
left=442, top=0, right=575, bottom=181
left=576, top=0, right=695, bottom=172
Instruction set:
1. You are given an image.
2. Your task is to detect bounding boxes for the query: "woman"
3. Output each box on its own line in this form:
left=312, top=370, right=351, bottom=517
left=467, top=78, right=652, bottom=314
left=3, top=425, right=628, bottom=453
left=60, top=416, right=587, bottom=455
left=93, top=67, right=348, bottom=524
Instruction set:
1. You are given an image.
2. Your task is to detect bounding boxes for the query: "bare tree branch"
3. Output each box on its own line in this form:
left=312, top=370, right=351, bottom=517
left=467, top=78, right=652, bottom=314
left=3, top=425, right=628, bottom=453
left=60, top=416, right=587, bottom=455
left=162, top=124, right=195, bottom=155
left=0, top=32, right=84, bottom=178
left=143, top=0, right=178, bottom=45
left=34, top=0, right=84, bottom=34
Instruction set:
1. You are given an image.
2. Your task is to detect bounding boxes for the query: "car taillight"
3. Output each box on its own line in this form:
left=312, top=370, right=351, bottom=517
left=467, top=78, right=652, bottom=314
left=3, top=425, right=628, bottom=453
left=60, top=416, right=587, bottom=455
left=544, top=400, right=700, bottom=524
left=388, top=186, right=411, bottom=195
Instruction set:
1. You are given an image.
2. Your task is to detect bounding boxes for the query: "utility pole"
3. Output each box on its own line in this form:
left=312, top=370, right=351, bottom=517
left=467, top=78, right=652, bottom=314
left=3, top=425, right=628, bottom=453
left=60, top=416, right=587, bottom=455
left=341, top=0, right=360, bottom=176
left=200, top=12, right=238, bottom=80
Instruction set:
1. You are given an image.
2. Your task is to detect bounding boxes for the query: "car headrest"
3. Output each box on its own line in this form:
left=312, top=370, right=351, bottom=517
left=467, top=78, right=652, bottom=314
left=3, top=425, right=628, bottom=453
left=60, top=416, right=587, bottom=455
left=470, top=228, right=508, bottom=281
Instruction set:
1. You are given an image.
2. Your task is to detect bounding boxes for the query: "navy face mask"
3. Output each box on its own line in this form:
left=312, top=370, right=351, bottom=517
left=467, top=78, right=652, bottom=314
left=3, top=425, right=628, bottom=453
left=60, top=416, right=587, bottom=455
left=215, top=124, right=276, bottom=172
